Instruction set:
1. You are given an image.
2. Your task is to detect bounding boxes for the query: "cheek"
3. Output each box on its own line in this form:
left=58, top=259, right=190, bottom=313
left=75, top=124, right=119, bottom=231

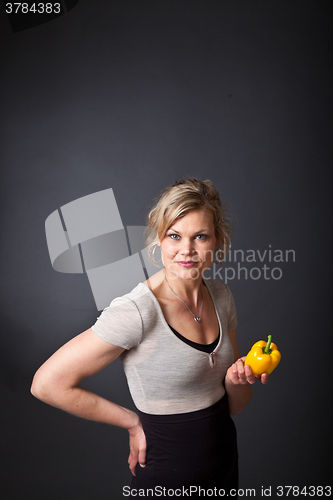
left=201, top=246, right=215, bottom=263
left=162, top=242, right=178, bottom=257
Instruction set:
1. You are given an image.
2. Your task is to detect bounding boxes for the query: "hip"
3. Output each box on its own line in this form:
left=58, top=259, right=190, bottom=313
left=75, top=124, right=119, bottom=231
left=131, top=395, right=238, bottom=491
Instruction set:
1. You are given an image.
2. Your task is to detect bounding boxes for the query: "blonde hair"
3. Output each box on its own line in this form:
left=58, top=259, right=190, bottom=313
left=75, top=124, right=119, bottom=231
left=146, top=178, right=232, bottom=264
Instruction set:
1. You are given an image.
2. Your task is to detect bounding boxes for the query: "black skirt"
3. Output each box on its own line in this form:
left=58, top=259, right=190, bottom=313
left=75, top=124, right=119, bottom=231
left=129, top=395, right=238, bottom=499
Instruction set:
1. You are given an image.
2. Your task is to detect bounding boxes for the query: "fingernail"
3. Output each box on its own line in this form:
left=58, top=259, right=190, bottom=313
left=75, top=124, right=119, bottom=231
left=245, top=365, right=251, bottom=373
left=139, top=463, right=146, bottom=468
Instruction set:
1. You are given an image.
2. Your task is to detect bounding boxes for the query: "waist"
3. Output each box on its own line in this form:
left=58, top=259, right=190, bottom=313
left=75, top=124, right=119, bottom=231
left=136, top=394, right=230, bottom=424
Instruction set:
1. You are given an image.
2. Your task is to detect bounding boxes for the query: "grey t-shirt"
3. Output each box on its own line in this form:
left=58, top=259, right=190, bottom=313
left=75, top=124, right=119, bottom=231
left=92, top=279, right=237, bottom=415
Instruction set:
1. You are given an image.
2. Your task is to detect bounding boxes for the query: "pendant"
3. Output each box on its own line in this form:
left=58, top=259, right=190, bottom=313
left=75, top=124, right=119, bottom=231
left=194, top=316, right=201, bottom=323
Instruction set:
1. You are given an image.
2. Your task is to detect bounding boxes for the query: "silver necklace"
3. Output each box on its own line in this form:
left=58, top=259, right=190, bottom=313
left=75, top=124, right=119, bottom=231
left=164, top=269, right=204, bottom=323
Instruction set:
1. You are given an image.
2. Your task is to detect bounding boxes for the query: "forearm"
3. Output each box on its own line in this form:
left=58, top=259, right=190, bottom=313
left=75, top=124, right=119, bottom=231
left=224, top=375, right=252, bottom=416
left=31, top=382, right=139, bottom=431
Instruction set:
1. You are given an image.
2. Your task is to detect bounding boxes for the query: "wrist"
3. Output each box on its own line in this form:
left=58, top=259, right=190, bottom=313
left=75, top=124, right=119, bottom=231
left=123, top=408, right=141, bottom=434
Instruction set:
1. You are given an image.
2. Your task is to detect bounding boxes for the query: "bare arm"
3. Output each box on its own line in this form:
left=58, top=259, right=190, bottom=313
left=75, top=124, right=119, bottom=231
left=31, top=328, right=146, bottom=474
left=225, top=328, right=268, bottom=416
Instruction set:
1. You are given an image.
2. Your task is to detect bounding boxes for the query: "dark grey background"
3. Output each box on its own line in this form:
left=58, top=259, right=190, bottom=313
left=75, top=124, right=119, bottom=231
left=1, top=1, right=332, bottom=498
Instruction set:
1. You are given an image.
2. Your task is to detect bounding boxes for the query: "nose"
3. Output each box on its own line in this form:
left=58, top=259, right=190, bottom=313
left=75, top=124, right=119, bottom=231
left=180, top=238, right=195, bottom=257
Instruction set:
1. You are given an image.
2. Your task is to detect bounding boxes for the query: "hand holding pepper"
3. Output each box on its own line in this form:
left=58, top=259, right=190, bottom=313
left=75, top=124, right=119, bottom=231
left=244, top=335, right=281, bottom=376
left=227, top=357, right=269, bottom=385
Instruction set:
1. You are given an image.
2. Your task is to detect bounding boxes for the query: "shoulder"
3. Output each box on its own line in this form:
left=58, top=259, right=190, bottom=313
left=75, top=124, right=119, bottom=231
left=204, top=279, right=237, bottom=331
left=112, top=282, right=161, bottom=329
left=92, top=283, right=159, bottom=349
left=204, top=278, right=232, bottom=298
left=204, top=279, right=236, bottom=313
left=116, top=282, right=157, bottom=313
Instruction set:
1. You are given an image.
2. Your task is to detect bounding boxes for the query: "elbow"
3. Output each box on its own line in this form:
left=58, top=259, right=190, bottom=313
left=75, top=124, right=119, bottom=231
left=229, top=398, right=251, bottom=416
left=30, top=368, right=55, bottom=403
left=31, top=367, right=73, bottom=408
left=30, top=370, right=45, bottom=400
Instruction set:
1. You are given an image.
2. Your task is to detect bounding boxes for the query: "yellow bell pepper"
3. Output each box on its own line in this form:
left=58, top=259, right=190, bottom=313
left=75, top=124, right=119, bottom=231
left=244, top=335, right=281, bottom=376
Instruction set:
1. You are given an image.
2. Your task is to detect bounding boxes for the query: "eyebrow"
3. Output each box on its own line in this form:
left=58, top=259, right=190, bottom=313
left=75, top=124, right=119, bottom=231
left=167, top=229, right=210, bottom=234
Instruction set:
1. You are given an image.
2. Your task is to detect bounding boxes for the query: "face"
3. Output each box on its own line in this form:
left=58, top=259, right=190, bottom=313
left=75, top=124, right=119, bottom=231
left=159, top=208, right=219, bottom=281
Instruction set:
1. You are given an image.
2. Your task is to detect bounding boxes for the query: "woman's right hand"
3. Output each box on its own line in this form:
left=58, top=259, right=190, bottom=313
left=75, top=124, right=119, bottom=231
left=128, top=421, right=147, bottom=476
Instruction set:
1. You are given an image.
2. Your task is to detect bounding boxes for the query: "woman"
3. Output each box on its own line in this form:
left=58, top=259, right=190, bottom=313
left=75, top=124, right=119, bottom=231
left=31, top=178, right=268, bottom=499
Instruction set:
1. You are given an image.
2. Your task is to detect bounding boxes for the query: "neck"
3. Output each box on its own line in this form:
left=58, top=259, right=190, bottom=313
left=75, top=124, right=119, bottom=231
left=164, top=267, right=203, bottom=304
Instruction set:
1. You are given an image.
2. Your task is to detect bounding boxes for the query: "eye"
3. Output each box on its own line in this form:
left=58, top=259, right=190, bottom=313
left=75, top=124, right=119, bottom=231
left=168, top=233, right=180, bottom=240
left=196, top=234, right=207, bottom=240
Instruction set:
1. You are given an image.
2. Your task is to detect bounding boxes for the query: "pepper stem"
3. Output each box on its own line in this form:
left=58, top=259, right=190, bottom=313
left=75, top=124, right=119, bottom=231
left=263, top=335, right=272, bottom=354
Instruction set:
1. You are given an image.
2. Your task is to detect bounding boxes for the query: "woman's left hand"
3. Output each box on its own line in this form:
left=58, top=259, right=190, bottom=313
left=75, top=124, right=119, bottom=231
left=226, top=356, right=269, bottom=385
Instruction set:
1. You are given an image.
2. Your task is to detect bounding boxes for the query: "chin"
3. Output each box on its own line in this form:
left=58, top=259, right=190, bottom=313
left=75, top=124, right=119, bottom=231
left=167, top=264, right=202, bottom=281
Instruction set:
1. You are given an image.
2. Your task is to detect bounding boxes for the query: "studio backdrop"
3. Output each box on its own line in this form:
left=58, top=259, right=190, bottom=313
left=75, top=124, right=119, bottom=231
left=0, top=1, right=331, bottom=499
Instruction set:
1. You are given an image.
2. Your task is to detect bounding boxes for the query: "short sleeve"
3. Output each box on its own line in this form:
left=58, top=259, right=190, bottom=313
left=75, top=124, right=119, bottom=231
left=227, top=287, right=237, bottom=332
left=91, top=296, right=143, bottom=349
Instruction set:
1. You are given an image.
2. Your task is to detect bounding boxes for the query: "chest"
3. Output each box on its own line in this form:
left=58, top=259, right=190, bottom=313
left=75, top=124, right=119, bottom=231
left=158, top=289, right=220, bottom=345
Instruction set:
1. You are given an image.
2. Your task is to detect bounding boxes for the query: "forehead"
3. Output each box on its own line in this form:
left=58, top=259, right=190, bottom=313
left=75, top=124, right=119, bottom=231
left=169, top=208, right=214, bottom=230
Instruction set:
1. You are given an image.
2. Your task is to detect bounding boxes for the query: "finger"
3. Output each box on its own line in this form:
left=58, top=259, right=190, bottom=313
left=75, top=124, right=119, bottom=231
left=228, top=363, right=240, bottom=384
left=129, top=461, right=137, bottom=476
left=129, top=459, right=138, bottom=476
left=138, top=447, right=146, bottom=467
left=128, top=462, right=136, bottom=476
left=236, top=359, right=248, bottom=384
left=229, top=361, right=246, bottom=384
left=128, top=451, right=138, bottom=476
left=237, top=357, right=256, bottom=384
left=244, top=364, right=256, bottom=384
left=130, top=466, right=136, bottom=476
left=260, top=373, right=269, bottom=384
left=236, top=359, right=245, bottom=375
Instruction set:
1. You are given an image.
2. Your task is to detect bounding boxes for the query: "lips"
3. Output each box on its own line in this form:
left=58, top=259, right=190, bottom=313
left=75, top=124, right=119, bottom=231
left=176, top=261, right=197, bottom=267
